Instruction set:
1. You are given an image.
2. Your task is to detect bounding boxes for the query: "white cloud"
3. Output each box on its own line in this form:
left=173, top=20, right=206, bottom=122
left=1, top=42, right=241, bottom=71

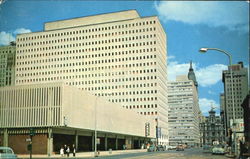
left=0, top=32, right=15, bottom=46
left=196, top=64, right=228, bottom=87
left=155, top=1, right=249, bottom=32
left=208, top=90, right=216, bottom=95
left=167, top=60, right=227, bottom=87
left=0, top=28, right=31, bottom=46
left=199, top=98, right=219, bottom=115
left=167, top=61, right=191, bottom=81
left=13, top=28, right=31, bottom=34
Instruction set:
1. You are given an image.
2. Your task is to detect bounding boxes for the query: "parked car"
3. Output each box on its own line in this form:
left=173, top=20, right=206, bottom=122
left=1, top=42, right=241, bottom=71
left=212, top=145, right=225, bottom=155
left=156, top=145, right=166, bottom=151
left=203, top=145, right=212, bottom=153
left=168, top=145, right=176, bottom=150
left=0, top=147, right=17, bottom=159
left=176, top=144, right=184, bottom=151
left=147, top=145, right=156, bottom=152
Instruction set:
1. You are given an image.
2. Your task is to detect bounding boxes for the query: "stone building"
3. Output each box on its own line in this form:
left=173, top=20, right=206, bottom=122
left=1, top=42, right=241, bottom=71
left=200, top=108, right=224, bottom=145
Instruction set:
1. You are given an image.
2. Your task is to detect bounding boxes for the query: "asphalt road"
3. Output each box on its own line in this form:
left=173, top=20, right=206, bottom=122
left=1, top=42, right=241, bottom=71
left=96, top=148, right=227, bottom=159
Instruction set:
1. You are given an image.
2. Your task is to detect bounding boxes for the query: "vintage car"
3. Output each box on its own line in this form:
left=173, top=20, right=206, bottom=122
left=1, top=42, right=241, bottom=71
left=176, top=144, right=184, bottom=151
left=0, top=147, right=17, bottom=159
left=212, top=145, right=225, bottom=155
left=156, top=145, right=166, bottom=151
left=147, top=145, right=157, bottom=152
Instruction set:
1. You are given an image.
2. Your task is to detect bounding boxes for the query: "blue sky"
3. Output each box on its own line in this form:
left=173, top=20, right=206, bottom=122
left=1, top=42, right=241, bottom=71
left=0, top=1, right=249, bottom=116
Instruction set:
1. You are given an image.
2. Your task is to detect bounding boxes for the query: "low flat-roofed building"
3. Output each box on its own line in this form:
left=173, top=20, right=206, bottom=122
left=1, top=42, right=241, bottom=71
left=0, top=83, right=155, bottom=154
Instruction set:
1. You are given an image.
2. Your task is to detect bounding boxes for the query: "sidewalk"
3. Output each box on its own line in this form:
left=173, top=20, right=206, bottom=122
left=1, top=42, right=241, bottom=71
left=17, top=149, right=147, bottom=158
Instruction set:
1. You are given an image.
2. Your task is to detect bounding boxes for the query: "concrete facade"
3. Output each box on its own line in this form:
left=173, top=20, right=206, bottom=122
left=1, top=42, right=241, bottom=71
left=15, top=10, right=168, bottom=145
left=167, top=75, right=200, bottom=146
left=0, top=45, right=16, bottom=87
left=0, top=83, right=155, bottom=154
left=222, top=62, right=248, bottom=129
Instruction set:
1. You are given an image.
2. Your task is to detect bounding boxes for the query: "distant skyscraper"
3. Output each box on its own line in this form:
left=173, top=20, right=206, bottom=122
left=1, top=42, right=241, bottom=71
left=188, top=61, right=198, bottom=88
left=15, top=10, right=168, bottom=145
left=168, top=67, right=200, bottom=146
left=0, top=45, right=16, bottom=87
left=222, top=62, right=248, bottom=129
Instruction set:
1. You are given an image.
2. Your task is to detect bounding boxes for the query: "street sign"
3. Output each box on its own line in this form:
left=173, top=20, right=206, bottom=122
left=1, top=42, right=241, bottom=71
left=26, top=138, right=31, bottom=142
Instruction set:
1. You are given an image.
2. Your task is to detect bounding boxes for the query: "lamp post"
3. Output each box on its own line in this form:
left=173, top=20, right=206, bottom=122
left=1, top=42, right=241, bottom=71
left=199, top=47, right=236, bottom=156
left=94, top=96, right=98, bottom=157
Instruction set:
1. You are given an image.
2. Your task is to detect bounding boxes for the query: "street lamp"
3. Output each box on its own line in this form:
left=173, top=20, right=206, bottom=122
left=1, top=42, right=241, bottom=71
left=199, top=47, right=236, bottom=156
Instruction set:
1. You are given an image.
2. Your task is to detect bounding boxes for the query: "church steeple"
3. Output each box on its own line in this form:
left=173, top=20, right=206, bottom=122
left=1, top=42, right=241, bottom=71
left=188, top=61, right=198, bottom=88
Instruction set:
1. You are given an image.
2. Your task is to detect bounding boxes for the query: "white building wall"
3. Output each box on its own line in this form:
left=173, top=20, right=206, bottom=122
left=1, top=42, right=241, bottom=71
left=168, top=75, right=200, bottom=146
left=0, top=83, right=155, bottom=138
left=15, top=10, right=168, bottom=144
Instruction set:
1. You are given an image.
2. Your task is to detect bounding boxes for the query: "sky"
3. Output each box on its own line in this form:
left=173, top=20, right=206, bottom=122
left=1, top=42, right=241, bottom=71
left=0, top=0, right=249, bottom=116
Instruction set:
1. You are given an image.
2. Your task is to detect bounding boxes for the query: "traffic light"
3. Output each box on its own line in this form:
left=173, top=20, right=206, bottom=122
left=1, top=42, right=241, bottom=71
left=145, top=122, right=150, bottom=137
left=29, top=128, right=35, bottom=136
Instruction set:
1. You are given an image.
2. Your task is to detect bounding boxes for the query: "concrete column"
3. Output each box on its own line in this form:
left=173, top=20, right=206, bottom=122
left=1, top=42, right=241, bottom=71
left=47, top=128, right=53, bottom=157
left=105, top=134, right=108, bottom=151
left=115, top=136, right=118, bottom=150
left=92, top=132, right=95, bottom=151
left=139, top=140, right=141, bottom=149
left=75, top=131, right=78, bottom=151
left=3, top=129, right=8, bottom=147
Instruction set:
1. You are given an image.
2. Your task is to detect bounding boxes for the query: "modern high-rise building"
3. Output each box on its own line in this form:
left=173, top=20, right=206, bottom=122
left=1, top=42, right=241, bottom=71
left=0, top=44, right=16, bottom=87
left=222, top=62, right=248, bottom=129
left=167, top=63, right=200, bottom=146
left=15, top=10, right=168, bottom=144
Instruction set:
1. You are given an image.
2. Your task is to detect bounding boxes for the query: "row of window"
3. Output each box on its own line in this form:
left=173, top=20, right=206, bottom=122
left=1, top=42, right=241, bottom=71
left=17, top=54, right=157, bottom=68
left=17, top=40, right=157, bottom=54
left=17, top=20, right=157, bottom=41
left=17, top=28, right=156, bottom=48
left=17, top=47, right=156, bottom=60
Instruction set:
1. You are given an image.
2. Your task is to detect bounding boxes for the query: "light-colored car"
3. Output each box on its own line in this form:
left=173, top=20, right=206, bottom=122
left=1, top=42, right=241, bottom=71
left=168, top=145, right=176, bottom=150
left=147, top=145, right=156, bottom=152
left=0, top=147, right=17, bottom=159
left=212, top=145, right=225, bottom=155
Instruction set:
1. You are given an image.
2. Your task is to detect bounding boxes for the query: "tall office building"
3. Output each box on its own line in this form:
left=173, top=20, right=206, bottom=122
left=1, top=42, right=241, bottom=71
left=222, top=62, right=248, bottom=128
left=0, top=44, right=16, bottom=87
left=167, top=63, right=200, bottom=146
left=15, top=10, right=168, bottom=144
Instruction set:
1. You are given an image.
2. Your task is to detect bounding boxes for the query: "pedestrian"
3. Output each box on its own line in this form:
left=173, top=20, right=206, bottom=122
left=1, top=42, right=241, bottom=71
left=66, top=146, right=70, bottom=157
left=64, top=144, right=67, bottom=156
left=60, top=147, right=64, bottom=157
left=72, top=144, right=76, bottom=157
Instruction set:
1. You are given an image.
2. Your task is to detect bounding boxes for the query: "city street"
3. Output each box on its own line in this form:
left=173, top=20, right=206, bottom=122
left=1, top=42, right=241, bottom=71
left=97, top=149, right=227, bottom=159
left=17, top=148, right=228, bottom=159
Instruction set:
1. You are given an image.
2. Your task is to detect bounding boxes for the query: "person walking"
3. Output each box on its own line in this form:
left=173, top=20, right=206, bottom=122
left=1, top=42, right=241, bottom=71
left=60, top=147, right=64, bottom=157
left=66, top=146, right=70, bottom=157
left=72, top=144, right=76, bottom=157
left=63, top=144, right=67, bottom=156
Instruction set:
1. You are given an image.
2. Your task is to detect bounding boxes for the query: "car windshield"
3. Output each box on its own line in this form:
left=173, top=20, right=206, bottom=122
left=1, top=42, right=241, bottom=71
left=0, top=149, right=13, bottom=154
